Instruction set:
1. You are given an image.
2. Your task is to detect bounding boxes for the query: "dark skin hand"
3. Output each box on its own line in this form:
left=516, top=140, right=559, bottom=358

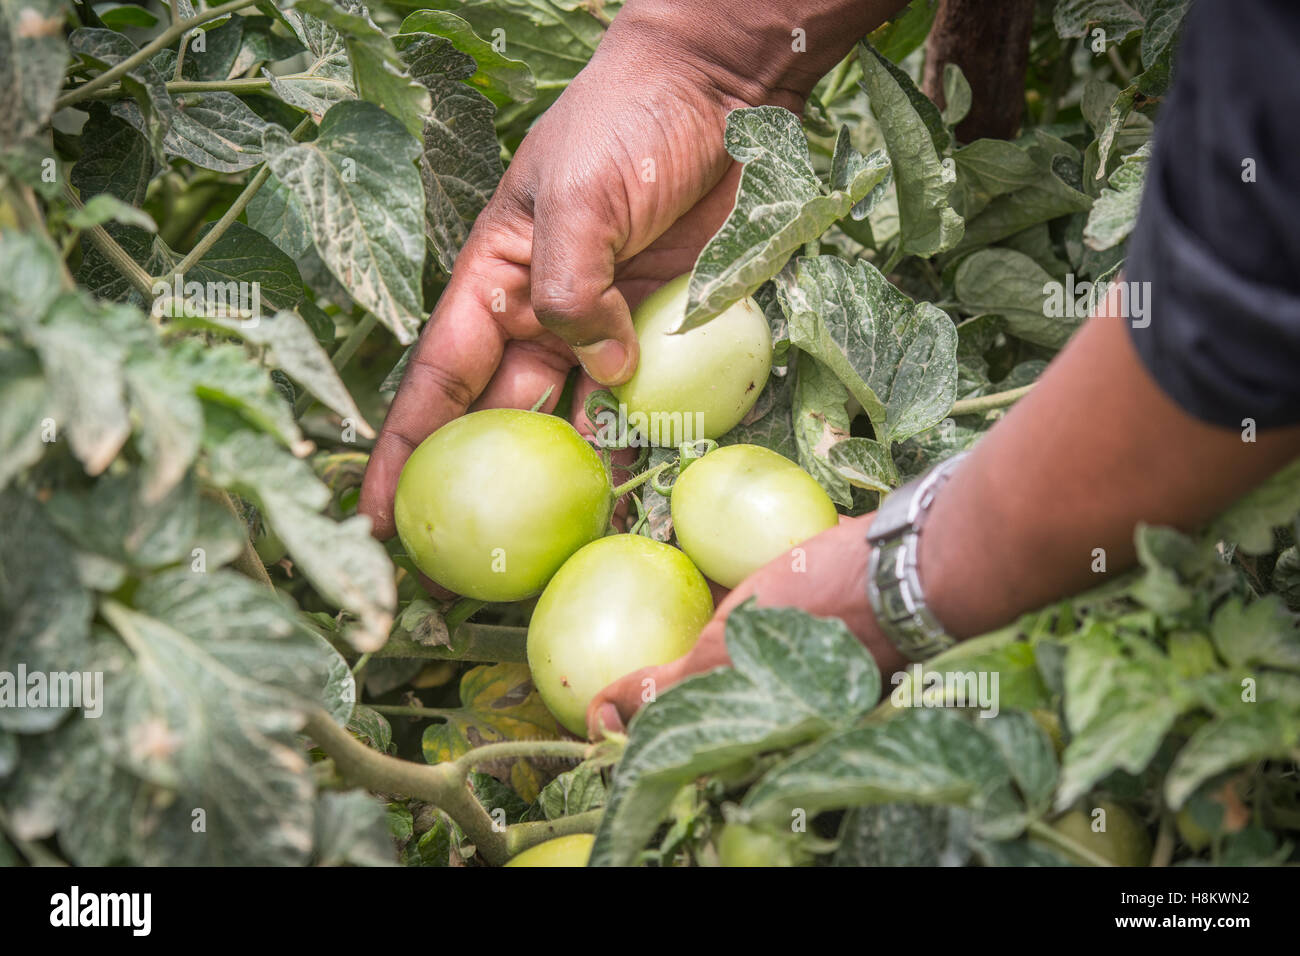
left=358, top=0, right=905, bottom=537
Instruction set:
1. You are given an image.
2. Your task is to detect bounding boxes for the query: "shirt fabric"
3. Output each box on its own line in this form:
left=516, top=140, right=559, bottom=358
left=1124, top=0, right=1300, bottom=428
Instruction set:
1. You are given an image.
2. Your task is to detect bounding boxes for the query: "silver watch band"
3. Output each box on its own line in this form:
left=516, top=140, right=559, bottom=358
left=865, top=452, right=968, bottom=661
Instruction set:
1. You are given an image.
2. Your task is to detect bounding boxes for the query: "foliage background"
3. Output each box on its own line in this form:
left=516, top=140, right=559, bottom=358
left=2, top=0, right=1299, bottom=866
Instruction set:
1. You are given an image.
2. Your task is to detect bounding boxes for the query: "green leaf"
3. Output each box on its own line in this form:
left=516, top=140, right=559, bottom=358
left=950, top=133, right=1092, bottom=253
left=266, top=5, right=355, bottom=120
left=69, top=105, right=156, bottom=206
left=93, top=2, right=158, bottom=28
left=261, top=99, right=425, bottom=344
left=1084, top=143, right=1149, bottom=251
left=1057, top=625, right=1189, bottom=807
left=1053, top=0, right=1190, bottom=69
left=398, top=9, right=535, bottom=106
left=1210, top=456, right=1300, bottom=554
left=207, top=431, right=395, bottom=651
left=347, top=703, right=392, bottom=753
left=982, top=711, right=1058, bottom=814
left=67, top=194, right=157, bottom=232
left=857, top=41, right=962, bottom=264
left=29, top=295, right=134, bottom=475
left=954, top=249, right=1078, bottom=349
left=394, top=31, right=504, bottom=273
left=1165, top=706, right=1300, bottom=809
left=196, top=309, right=372, bottom=437
left=116, top=90, right=275, bottom=173
left=313, top=790, right=396, bottom=865
left=98, top=598, right=317, bottom=865
left=0, top=349, right=51, bottom=491
left=0, top=229, right=65, bottom=331
left=835, top=804, right=970, bottom=866
left=780, top=254, right=957, bottom=446
left=0, top=0, right=67, bottom=148
left=70, top=28, right=174, bottom=163
left=443, top=0, right=610, bottom=91
left=537, top=762, right=606, bottom=820
left=865, top=0, right=939, bottom=64
left=0, top=490, right=93, bottom=732
left=285, top=0, right=430, bottom=141
left=741, top=709, right=1013, bottom=824
left=1210, top=597, right=1300, bottom=672
left=793, top=352, right=852, bottom=507
left=682, top=108, right=891, bottom=329
left=832, top=437, right=896, bottom=493
left=941, top=63, right=971, bottom=128
left=245, top=171, right=313, bottom=259
left=590, top=603, right=880, bottom=867
left=173, top=338, right=303, bottom=446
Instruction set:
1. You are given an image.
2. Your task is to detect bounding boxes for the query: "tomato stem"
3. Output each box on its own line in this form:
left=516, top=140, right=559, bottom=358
left=610, top=458, right=677, bottom=499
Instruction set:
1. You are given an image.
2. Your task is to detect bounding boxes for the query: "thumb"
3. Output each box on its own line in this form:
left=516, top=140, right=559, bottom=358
left=529, top=193, right=638, bottom=385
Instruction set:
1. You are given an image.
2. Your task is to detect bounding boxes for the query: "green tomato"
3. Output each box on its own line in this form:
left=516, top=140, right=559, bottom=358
left=527, top=534, right=713, bottom=736
left=1176, top=807, right=1212, bottom=851
left=715, top=824, right=812, bottom=867
left=394, top=409, right=612, bottom=602
left=1043, top=800, right=1152, bottom=866
left=670, top=444, right=839, bottom=588
left=504, top=833, right=594, bottom=867
left=611, top=274, right=771, bottom=441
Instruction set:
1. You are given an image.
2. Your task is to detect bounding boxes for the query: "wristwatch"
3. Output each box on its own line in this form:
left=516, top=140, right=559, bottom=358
left=865, top=452, right=968, bottom=661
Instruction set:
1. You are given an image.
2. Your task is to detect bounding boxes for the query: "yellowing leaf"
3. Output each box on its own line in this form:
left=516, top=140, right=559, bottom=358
left=421, top=662, right=564, bottom=800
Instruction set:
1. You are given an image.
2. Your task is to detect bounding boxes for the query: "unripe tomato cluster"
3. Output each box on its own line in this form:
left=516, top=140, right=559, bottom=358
left=393, top=274, right=839, bottom=742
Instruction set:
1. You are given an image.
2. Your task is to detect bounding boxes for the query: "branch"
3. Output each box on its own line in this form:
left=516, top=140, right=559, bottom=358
left=56, top=0, right=262, bottom=110
left=61, top=182, right=155, bottom=298
left=302, top=707, right=510, bottom=864
left=949, top=384, right=1033, bottom=417
left=505, top=809, right=604, bottom=856
left=452, top=740, right=590, bottom=772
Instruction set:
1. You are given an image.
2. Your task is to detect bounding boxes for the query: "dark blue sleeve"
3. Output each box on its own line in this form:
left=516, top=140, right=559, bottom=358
left=1124, top=0, right=1300, bottom=429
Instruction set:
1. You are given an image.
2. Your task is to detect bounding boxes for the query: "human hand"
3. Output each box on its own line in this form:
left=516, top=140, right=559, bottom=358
left=585, top=513, right=906, bottom=738
left=358, top=13, right=808, bottom=538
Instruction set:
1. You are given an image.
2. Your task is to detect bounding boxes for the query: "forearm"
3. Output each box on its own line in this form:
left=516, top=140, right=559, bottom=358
left=919, top=293, right=1300, bottom=640
left=606, top=0, right=910, bottom=105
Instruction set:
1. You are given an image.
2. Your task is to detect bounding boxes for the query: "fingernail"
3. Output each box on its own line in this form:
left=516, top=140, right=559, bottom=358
left=574, top=339, right=629, bottom=384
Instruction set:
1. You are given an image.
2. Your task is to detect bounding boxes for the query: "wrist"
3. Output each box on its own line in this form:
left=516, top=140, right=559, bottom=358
left=608, top=0, right=900, bottom=109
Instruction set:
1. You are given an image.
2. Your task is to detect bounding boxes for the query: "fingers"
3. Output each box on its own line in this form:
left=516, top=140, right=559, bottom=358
left=469, top=339, right=574, bottom=414
left=358, top=262, right=517, bottom=539
left=530, top=190, right=639, bottom=386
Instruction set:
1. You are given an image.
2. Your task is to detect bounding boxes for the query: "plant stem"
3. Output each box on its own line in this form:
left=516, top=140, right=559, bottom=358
left=211, top=487, right=274, bottom=589
left=1024, top=819, right=1115, bottom=867
left=159, top=115, right=311, bottom=285
left=368, top=704, right=457, bottom=719
left=61, top=182, right=156, bottom=297
left=505, top=809, right=604, bottom=856
left=69, top=76, right=278, bottom=103
left=302, top=707, right=509, bottom=864
left=949, top=384, right=1033, bottom=417
left=610, top=457, right=676, bottom=499
left=452, top=739, right=590, bottom=772
left=56, top=0, right=262, bottom=109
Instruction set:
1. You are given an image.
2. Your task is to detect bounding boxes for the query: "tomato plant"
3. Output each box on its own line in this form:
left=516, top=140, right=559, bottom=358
left=715, top=823, right=813, bottom=867
left=612, top=273, right=771, bottom=440
left=670, top=443, right=839, bottom=587
left=527, top=534, right=713, bottom=736
left=394, top=409, right=612, bottom=601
